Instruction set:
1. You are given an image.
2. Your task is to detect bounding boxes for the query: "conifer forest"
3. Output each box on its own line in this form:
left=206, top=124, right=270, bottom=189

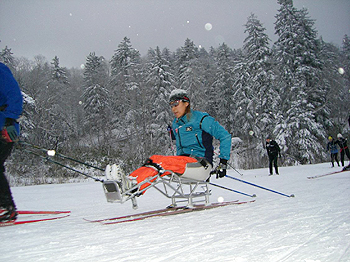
left=1, top=1, right=349, bottom=185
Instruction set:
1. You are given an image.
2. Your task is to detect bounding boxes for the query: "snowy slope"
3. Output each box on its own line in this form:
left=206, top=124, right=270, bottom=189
left=1, top=163, right=350, bottom=262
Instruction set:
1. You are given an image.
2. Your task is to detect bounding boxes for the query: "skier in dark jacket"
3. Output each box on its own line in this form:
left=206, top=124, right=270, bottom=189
left=335, top=133, right=350, bottom=167
left=327, top=136, right=340, bottom=167
left=0, top=62, right=23, bottom=223
left=266, top=137, right=281, bottom=176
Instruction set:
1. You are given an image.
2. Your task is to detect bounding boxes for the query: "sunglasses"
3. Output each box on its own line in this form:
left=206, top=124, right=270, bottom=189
left=169, top=100, right=180, bottom=108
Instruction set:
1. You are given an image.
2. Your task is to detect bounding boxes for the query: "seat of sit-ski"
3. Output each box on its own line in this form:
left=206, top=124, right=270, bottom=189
left=180, top=161, right=211, bottom=181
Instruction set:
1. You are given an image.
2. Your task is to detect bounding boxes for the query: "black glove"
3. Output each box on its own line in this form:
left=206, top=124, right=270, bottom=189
left=215, top=159, right=228, bottom=179
left=2, top=118, right=19, bottom=142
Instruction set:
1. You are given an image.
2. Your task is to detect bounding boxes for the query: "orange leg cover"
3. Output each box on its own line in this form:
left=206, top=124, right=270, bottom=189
left=129, top=155, right=198, bottom=192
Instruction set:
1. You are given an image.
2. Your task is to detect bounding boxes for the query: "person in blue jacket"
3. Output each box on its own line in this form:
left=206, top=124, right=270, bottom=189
left=0, top=62, right=23, bottom=223
left=106, top=89, right=231, bottom=203
left=327, top=136, right=340, bottom=167
left=169, top=89, right=231, bottom=178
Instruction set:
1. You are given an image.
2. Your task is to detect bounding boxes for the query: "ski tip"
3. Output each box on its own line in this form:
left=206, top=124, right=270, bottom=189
left=0, top=221, right=16, bottom=227
left=17, top=210, right=71, bottom=215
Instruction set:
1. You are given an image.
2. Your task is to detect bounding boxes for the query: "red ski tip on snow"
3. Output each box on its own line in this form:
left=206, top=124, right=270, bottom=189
left=17, top=210, right=71, bottom=215
left=0, top=210, right=71, bottom=227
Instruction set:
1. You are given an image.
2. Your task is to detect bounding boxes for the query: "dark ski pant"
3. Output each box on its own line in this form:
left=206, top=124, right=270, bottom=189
left=0, top=140, right=16, bottom=208
left=330, top=153, right=340, bottom=167
left=269, top=155, right=279, bottom=175
left=340, top=147, right=350, bottom=167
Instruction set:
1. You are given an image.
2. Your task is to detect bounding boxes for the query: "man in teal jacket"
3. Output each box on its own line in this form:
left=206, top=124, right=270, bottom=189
left=0, top=62, right=23, bottom=223
left=170, top=89, right=231, bottom=178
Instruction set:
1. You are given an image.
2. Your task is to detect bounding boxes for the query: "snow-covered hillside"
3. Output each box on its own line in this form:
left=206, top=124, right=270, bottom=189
left=1, top=163, right=349, bottom=262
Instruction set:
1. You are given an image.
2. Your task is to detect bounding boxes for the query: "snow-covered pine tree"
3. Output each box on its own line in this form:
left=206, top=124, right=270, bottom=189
left=32, top=56, right=71, bottom=149
left=273, top=0, right=326, bottom=164
left=323, top=34, right=350, bottom=132
left=146, top=47, right=174, bottom=123
left=232, top=48, right=249, bottom=135
left=340, top=35, right=350, bottom=128
left=243, top=13, right=278, bottom=167
left=110, top=37, right=142, bottom=122
left=0, top=46, right=15, bottom=69
left=231, top=14, right=277, bottom=168
left=25, top=55, right=51, bottom=99
left=110, top=37, right=148, bottom=170
left=15, top=55, right=53, bottom=150
left=176, top=38, right=202, bottom=108
left=145, top=46, right=175, bottom=154
left=82, top=52, right=111, bottom=149
left=204, top=47, right=218, bottom=117
left=343, top=35, right=350, bottom=74
left=83, top=52, right=108, bottom=89
left=318, top=40, right=341, bottom=134
left=210, top=43, right=234, bottom=133
left=51, top=56, right=69, bottom=85
left=195, top=47, right=215, bottom=112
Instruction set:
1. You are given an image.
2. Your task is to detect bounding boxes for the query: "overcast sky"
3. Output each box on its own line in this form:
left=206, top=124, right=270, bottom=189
left=1, top=0, right=349, bottom=68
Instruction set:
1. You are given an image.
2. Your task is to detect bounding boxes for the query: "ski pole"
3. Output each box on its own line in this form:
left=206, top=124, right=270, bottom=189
left=23, top=148, right=104, bottom=182
left=212, top=150, right=243, bottom=176
left=227, top=163, right=243, bottom=176
left=209, top=182, right=256, bottom=198
left=225, top=174, right=295, bottom=198
left=19, top=141, right=104, bottom=171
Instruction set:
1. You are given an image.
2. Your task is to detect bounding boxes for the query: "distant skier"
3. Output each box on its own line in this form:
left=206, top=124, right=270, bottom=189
left=266, top=136, right=281, bottom=176
left=335, top=133, right=350, bottom=167
left=124, top=89, right=232, bottom=193
left=0, top=62, right=23, bottom=223
left=327, top=136, right=340, bottom=167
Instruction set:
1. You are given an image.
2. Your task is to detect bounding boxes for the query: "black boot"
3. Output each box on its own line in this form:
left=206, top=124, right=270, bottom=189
left=0, top=205, right=17, bottom=222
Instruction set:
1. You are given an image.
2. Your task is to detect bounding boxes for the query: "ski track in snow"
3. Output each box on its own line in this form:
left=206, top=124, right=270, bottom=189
left=0, top=162, right=349, bottom=262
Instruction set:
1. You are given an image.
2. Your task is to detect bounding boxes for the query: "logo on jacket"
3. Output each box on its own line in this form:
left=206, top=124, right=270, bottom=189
left=186, top=126, right=193, bottom=131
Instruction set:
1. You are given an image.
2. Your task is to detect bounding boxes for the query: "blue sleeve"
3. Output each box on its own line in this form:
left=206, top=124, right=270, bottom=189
left=201, top=115, right=231, bottom=160
left=0, top=63, right=23, bottom=128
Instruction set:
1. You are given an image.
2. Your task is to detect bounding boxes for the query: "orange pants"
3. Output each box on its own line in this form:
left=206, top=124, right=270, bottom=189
left=129, top=155, right=198, bottom=192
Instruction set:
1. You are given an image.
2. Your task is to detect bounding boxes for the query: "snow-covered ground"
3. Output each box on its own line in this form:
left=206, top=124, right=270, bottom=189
left=1, top=162, right=350, bottom=262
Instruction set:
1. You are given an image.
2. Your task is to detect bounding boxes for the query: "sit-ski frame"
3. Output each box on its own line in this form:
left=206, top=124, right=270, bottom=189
left=103, top=169, right=211, bottom=209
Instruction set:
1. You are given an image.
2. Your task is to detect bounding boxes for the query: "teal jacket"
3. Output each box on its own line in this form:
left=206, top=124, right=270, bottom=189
left=171, top=110, right=231, bottom=164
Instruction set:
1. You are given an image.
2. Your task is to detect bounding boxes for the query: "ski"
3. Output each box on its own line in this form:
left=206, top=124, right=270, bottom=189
left=103, top=200, right=255, bottom=225
left=86, top=200, right=254, bottom=225
left=0, top=213, right=70, bottom=227
left=17, top=210, right=71, bottom=215
left=84, top=200, right=240, bottom=223
left=307, top=169, right=349, bottom=179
